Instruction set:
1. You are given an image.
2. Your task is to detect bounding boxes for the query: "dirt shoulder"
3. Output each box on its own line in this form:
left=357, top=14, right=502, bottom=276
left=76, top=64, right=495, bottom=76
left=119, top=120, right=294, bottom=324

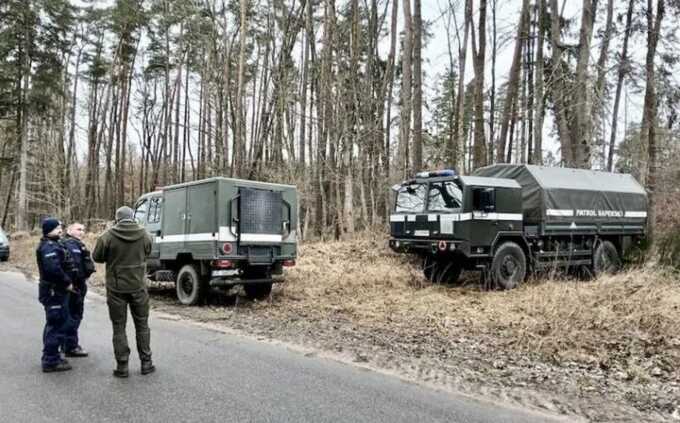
left=4, top=233, right=679, bottom=422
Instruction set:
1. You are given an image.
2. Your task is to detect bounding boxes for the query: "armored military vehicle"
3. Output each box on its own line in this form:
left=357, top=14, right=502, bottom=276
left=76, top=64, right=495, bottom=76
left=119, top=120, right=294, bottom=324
left=133, top=177, right=297, bottom=304
left=389, top=165, right=647, bottom=289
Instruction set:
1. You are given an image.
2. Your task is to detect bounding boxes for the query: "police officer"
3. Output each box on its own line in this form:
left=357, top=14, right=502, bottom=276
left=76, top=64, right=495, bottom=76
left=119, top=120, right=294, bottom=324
left=61, top=222, right=95, bottom=357
left=36, top=218, right=77, bottom=373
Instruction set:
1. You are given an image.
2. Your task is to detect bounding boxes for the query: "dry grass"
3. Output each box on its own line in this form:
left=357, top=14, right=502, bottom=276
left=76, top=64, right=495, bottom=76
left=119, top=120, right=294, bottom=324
left=282, top=233, right=680, bottom=369
left=4, top=231, right=679, bottom=371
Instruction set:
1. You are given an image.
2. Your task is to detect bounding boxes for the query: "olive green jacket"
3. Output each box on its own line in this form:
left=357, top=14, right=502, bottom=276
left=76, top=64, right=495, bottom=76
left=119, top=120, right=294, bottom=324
left=93, top=220, right=152, bottom=293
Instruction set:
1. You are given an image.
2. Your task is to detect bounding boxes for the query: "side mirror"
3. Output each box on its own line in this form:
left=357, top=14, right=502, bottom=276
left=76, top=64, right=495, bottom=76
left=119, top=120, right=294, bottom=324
left=473, top=188, right=496, bottom=213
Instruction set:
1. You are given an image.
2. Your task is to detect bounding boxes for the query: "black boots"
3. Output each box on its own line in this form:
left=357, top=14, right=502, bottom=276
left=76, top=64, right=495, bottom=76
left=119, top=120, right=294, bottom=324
left=141, top=360, right=155, bottom=375
left=65, top=346, right=89, bottom=357
left=113, top=361, right=129, bottom=378
left=113, top=360, right=155, bottom=377
left=43, top=361, right=72, bottom=373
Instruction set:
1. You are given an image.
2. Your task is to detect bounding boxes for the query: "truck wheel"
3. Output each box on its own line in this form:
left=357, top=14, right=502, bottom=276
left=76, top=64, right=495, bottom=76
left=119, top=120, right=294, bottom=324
left=435, top=260, right=463, bottom=285
left=244, top=283, right=273, bottom=300
left=490, top=242, right=526, bottom=290
left=592, top=240, right=621, bottom=276
left=422, top=255, right=437, bottom=281
left=176, top=264, right=208, bottom=306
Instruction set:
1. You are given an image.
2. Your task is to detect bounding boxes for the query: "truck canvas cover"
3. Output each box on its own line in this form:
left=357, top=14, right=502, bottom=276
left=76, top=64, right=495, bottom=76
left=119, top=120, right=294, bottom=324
left=473, top=164, right=647, bottom=224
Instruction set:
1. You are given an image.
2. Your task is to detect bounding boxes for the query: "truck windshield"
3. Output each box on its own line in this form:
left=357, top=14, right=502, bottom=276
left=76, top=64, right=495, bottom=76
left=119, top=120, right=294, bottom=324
left=428, top=181, right=462, bottom=211
left=395, top=184, right=427, bottom=213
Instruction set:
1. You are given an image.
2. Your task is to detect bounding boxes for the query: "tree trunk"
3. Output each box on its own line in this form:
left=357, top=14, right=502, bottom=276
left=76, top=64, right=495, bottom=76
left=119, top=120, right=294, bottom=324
left=606, top=0, right=634, bottom=171
left=642, top=0, right=665, bottom=244
left=593, top=0, right=614, bottom=166
left=471, top=0, right=487, bottom=169
left=399, top=0, right=413, bottom=178
left=497, top=0, right=529, bottom=163
left=572, top=0, right=596, bottom=168
left=533, top=0, right=546, bottom=165
left=548, top=0, right=574, bottom=165
left=412, top=0, right=423, bottom=172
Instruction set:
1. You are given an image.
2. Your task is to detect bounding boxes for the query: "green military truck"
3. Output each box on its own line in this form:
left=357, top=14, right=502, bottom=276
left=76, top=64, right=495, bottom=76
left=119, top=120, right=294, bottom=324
left=133, top=177, right=297, bottom=304
left=389, top=165, right=647, bottom=289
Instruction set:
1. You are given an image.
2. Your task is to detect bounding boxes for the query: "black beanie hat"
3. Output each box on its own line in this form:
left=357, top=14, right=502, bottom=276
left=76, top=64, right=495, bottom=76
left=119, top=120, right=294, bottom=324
left=42, top=218, right=61, bottom=236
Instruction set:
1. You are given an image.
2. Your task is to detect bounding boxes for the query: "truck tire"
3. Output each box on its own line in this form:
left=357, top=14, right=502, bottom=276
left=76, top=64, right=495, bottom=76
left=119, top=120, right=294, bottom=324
left=435, top=260, right=463, bottom=285
left=244, top=283, right=273, bottom=300
left=422, top=255, right=437, bottom=281
left=490, top=242, right=526, bottom=290
left=176, top=264, right=208, bottom=306
left=592, top=240, right=621, bottom=276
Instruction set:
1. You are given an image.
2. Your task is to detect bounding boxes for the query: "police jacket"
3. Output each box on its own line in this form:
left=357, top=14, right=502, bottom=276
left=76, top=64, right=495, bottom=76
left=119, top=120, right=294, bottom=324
left=62, top=235, right=96, bottom=283
left=36, top=237, right=74, bottom=291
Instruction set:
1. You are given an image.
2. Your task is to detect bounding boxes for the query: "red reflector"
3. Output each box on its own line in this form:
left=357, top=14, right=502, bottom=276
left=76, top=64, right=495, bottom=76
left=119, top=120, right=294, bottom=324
left=222, top=243, right=233, bottom=255
left=438, top=241, right=448, bottom=251
left=213, top=259, right=233, bottom=269
left=282, top=260, right=296, bottom=267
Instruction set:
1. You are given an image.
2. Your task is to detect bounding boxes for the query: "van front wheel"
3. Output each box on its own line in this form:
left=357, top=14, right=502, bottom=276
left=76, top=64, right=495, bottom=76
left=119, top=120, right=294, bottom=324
left=176, top=264, right=208, bottom=305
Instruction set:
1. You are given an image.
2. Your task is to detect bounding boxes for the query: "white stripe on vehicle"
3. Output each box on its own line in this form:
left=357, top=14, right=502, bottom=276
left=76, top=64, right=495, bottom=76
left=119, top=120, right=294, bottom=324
left=240, top=233, right=283, bottom=243
left=624, top=211, right=647, bottom=218
left=155, top=226, right=238, bottom=243
left=389, top=215, right=405, bottom=222
left=414, top=230, right=430, bottom=237
left=547, top=209, right=574, bottom=217
left=407, top=214, right=417, bottom=222
left=427, top=214, right=438, bottom=222
left=472, top=212, right=523, bottom=221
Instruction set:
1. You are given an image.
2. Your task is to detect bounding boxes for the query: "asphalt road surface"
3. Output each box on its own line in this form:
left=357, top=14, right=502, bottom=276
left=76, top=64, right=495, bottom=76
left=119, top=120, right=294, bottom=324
left=0, top=271, right=566, bottom=423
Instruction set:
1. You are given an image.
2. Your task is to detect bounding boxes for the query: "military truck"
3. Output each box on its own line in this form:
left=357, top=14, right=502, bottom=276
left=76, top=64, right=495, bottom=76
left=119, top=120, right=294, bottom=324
left=389, top=165, right=647, bottom=289
left=133, top=177, right=297, bottom=304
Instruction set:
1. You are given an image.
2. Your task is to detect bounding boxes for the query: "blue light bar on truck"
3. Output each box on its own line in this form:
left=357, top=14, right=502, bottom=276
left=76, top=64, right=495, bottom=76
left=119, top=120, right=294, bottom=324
left=415, top=169, right=457, bottom=178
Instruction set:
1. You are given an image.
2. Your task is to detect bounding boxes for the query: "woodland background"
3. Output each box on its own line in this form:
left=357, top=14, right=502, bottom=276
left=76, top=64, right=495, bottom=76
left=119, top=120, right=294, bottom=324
left=1, top=0, right=679, bottom=241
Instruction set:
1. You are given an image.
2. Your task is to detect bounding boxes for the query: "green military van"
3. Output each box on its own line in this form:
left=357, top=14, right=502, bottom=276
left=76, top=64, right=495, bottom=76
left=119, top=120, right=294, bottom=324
left=133, top=177, right=297, bottom=305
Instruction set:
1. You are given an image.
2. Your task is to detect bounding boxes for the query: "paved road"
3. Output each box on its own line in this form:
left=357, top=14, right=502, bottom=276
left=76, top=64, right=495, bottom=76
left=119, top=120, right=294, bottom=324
left=0, top=271, right=564, bottom=423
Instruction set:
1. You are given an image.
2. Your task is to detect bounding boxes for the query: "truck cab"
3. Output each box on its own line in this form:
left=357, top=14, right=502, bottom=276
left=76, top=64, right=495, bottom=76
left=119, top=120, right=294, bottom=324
left=389, top=170, right=525, bottom=288
left=134, top=177, right=298, bottom=305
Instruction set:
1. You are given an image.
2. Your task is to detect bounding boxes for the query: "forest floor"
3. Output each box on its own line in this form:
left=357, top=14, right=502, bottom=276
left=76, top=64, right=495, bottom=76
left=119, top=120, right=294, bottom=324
left=4, top=232, right=679, bottom=422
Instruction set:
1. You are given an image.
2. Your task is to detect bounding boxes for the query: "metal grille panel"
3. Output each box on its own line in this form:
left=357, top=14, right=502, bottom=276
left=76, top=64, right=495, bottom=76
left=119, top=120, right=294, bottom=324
left=239, top=188, right=282, bottom=235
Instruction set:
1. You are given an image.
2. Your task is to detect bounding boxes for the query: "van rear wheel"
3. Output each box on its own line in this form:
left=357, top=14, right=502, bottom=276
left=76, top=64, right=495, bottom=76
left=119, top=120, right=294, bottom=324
left=490, top=242, right=526, bottom=290
left=176, top=264, right=208, bottom=306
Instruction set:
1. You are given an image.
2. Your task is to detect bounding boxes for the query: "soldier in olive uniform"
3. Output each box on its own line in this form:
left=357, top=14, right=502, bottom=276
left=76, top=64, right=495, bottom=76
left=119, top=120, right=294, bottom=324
left=93, top=206, right=154, bottom=378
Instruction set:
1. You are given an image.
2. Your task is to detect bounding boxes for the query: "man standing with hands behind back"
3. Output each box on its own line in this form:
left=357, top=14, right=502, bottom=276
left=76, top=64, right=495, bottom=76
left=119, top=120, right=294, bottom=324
left=93, top=206, right=155, bottom=378
left=61, top=222, right=96, bottom=358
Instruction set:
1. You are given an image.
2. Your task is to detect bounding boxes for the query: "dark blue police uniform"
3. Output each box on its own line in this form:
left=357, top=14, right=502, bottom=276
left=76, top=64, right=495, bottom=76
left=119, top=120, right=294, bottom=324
left=61, top=235, right=95, bottom=353
left=36, top=236, right=75, bottom=369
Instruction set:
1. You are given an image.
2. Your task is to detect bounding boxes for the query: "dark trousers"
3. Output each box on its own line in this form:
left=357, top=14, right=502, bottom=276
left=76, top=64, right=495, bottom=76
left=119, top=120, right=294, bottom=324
left=63, top=284, right=87, bottom=352
left=40, top=289, right=73, bottom=368
left=106, top=289, right=152, bottom=363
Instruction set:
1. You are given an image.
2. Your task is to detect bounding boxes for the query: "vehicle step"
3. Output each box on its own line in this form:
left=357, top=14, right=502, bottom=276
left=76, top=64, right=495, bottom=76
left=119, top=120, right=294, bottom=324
left=150, top=270, right=176, bottom=282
